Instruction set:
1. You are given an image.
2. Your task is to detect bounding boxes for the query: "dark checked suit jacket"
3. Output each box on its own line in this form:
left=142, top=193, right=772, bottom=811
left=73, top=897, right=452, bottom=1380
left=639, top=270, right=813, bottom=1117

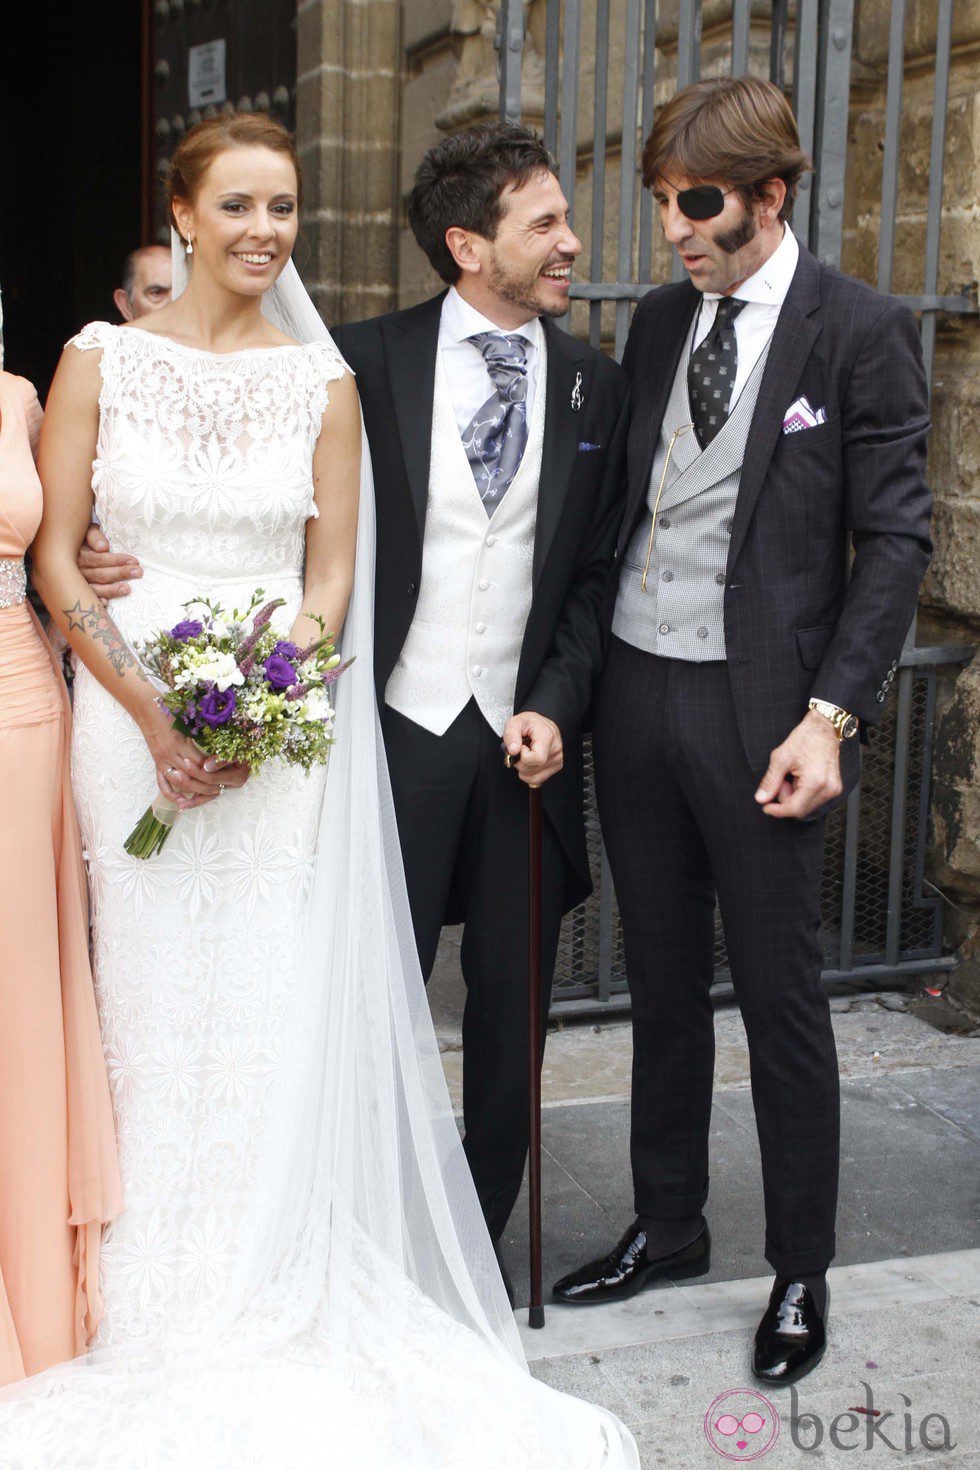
left=608, top=243, right=933, bottom=789
left=333, top=293, right=629, bottom=906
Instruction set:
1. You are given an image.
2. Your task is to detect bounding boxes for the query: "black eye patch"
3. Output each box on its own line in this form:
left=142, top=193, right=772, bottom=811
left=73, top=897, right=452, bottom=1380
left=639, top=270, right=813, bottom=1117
left=676, top=185, right=726, bottom=221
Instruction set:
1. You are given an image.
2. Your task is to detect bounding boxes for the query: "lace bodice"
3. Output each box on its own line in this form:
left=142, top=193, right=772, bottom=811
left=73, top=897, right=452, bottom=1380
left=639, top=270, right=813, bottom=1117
left=69, top=322, right=349, bottom=582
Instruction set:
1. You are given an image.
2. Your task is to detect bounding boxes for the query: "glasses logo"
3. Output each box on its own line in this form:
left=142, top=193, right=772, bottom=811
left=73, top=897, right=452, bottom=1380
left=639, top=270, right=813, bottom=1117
left=704, top=1389, right=780, bottom=1460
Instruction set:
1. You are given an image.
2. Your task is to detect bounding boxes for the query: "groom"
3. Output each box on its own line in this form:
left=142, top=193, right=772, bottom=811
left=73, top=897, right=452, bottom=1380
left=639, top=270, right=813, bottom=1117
left=552, top=77, right=932, bottom=1385
left=330, top=124, right=627, bottom=1262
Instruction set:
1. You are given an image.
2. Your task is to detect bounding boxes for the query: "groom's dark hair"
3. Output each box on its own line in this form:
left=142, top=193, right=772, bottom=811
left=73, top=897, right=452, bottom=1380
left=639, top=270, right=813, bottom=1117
left=408, top=122, right=557, bottom=284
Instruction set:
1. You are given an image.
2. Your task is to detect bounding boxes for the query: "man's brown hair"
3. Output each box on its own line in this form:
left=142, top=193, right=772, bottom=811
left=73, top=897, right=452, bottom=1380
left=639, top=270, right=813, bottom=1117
left=642, top=76, right=811, bottom=223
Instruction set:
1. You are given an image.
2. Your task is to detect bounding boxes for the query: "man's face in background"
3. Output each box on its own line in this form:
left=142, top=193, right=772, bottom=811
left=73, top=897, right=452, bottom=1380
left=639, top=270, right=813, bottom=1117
left=114, top=245, right=173, bottom=321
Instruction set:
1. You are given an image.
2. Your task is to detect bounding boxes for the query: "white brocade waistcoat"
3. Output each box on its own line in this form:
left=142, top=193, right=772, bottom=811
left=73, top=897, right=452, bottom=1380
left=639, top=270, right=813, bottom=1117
left=384, top=340, right=547, bottom=737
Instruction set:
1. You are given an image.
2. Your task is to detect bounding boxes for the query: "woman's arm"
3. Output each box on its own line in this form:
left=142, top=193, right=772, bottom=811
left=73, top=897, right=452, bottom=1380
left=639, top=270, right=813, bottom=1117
left=291, top=368, right=361, bottom=651
left=33, top=345, right=239, bottom=810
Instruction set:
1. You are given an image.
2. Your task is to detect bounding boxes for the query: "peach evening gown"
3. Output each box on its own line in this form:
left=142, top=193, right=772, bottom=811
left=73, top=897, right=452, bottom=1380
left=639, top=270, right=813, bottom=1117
left=0, top=369, right=121, bottom=1385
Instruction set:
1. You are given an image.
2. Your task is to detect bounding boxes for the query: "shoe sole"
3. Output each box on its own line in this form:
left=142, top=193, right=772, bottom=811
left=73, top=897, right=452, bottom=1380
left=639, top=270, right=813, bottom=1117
left=551, top=1250, right=711, bottom=1306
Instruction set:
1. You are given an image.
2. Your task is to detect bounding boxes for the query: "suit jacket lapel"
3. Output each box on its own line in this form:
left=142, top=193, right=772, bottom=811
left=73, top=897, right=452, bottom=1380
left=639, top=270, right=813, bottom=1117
left=380, top=292, right=446, bottom=539
left=727, top=248, right=823, bottom=569
left=622, top=283, right=700, bottom=546
left=533, top=318, right=591, bottom=583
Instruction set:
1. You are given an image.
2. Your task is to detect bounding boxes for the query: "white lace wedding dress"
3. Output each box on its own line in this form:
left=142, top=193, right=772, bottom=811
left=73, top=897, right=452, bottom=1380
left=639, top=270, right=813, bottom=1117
left=0, top=321, right=638, bottom=1469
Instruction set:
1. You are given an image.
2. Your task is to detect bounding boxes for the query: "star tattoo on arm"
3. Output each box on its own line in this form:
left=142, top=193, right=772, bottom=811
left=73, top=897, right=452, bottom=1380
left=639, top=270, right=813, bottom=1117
left=62, top=598, right=149, bottom=681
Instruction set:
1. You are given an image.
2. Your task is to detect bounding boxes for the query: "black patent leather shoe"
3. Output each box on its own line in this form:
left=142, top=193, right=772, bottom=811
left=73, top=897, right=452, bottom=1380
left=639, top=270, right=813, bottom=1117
left=752, top=1279, right=828, bottom=1386
left=551, top=1219, right=710, bottom=1305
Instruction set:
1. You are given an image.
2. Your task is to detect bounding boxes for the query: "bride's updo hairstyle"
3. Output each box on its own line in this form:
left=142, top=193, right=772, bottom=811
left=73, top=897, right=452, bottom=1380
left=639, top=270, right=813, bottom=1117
left=166, top=112, right=302, bottom=242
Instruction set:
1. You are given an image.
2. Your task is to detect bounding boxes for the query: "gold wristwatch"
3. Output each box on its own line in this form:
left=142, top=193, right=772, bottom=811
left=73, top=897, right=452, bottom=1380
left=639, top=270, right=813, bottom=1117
left=808, top=698, right=859, bottom=741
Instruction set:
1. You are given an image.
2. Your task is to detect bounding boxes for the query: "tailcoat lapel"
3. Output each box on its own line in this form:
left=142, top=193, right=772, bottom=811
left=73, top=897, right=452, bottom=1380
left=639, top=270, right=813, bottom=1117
left=727, top=248, right=823, bottom=569
left=533, top=318, right=591, bottom=583
left=622, top=282, right=700, bottom=546
left=380, top=292, right=446, bottom=539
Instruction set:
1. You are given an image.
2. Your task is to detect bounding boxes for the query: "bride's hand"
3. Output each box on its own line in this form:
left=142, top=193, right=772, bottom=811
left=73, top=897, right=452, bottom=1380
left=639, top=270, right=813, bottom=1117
left=140, top=705, right=251, bottom=811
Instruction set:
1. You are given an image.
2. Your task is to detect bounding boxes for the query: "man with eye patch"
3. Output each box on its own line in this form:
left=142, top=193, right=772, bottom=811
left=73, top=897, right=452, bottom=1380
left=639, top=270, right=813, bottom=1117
left=553, top=76, right=932, bottom=1389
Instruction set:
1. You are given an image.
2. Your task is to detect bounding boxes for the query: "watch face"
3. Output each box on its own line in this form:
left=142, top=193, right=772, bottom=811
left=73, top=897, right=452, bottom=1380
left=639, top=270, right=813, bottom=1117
left=841, top=715, right=859, bottom=739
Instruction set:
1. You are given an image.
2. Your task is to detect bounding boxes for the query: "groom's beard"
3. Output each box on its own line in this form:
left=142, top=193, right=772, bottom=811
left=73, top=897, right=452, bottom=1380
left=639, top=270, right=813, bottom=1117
left=486, top=250, right=568, bottom=321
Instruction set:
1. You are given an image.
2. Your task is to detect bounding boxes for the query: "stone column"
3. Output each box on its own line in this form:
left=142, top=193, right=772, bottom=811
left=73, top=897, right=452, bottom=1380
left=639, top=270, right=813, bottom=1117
left=296, top=0, right=402, bottom=324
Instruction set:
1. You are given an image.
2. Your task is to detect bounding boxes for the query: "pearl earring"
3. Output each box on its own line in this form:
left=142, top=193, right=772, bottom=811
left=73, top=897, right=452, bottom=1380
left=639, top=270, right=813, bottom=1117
left=185, top=237, right=194, bottom=256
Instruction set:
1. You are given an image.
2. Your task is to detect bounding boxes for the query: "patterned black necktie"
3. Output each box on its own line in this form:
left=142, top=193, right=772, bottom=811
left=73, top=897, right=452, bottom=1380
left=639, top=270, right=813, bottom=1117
left=687, top=296, right=746, bottom=449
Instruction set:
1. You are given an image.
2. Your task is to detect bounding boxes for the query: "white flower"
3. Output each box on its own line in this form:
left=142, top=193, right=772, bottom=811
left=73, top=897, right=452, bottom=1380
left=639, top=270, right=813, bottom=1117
left=105, top=1218, right=179, bottom=1310
left=205, top=1036, right=275, bottom=1106
left=104, top=1031, right=151, bottom=1108
left=225, top=828, right=282, bottom=914
left=145, top=1033, right=204, bottom=1104
left=169, top=824, right=225, bottom=917
left=180, top=1207, right=234, bottom=1297
left=194, top=650, right=244, bottom=692
left=300, top=688, right=332, bottom=723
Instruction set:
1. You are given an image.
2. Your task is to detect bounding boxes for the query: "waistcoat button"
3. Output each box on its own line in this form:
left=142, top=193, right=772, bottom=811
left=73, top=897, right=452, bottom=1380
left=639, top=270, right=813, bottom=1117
left=715, top=572, right=726, bottom=585
left=697, top=626, right=709, bottom=639
left=662, top=570, right=674, bottom=582
left=486, top=535, right=497, bottom=547
left=475, top=622, right=486, bottom=634
left=472, top=665, right=484, bottom=678
left=407, top=581, right=417, bottom=596
left=658, top=623, right=670, bottom=635
left=660, top=516, right=671, bottom=529
left=479, top=579, right=489, bottom=591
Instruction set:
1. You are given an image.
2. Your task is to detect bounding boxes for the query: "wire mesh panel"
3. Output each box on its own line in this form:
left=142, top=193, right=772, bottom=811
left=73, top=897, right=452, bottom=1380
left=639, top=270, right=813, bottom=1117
left=493, top=0, right=976, bottom=1011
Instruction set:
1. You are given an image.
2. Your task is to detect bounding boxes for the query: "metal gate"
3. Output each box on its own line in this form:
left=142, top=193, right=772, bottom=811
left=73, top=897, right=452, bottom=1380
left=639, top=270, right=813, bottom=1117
left=495, top=0, right=976, bottom=1013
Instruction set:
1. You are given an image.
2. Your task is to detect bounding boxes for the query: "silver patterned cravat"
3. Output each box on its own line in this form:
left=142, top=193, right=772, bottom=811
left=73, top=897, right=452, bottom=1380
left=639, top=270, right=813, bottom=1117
left=461, top=332, right=530, bottom=516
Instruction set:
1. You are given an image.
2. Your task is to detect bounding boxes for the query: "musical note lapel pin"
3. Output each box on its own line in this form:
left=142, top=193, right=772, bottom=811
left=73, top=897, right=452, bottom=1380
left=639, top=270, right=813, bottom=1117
left=570, top=371, right=584, bottom=412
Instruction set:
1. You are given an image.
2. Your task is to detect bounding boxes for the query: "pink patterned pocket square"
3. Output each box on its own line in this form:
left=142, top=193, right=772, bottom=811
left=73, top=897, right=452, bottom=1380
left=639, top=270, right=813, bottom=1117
left=782, top=396, right=827, bottom=434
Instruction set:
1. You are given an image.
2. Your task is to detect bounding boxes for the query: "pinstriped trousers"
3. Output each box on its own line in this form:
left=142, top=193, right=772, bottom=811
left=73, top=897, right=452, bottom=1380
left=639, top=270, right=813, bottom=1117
left=594, top=635, right=840, bottom=1277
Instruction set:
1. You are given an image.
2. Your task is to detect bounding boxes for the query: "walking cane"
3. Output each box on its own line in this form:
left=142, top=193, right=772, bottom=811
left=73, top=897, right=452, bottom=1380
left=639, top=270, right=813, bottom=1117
left=505, top=744, right=546, bottom=1329
left=526, top=780, right=545, bottom=1329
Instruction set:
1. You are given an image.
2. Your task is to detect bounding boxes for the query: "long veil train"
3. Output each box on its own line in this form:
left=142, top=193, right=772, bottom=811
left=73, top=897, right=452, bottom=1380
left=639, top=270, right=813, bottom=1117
left=0, top=241, right=638, bottom=1468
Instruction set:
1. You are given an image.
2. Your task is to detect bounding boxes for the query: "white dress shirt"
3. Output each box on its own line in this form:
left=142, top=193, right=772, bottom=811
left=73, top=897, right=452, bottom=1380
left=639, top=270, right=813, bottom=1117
left=693, top=223, right=800, bottom=406
left=438, top=286, right=542, bottom=437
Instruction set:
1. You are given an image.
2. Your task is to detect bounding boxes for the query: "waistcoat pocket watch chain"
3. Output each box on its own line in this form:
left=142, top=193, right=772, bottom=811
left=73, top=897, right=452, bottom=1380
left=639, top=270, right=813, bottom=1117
left=641, top=421, right=695, bottom=592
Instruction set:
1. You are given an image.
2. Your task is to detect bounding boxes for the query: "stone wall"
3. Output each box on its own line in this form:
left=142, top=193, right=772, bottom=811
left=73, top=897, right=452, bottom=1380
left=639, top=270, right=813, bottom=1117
left=298, top=0, right=980, bottom=1007
left=843, top=0, right=980, bottom=1014
left=296, top=0, right=401, bottom=324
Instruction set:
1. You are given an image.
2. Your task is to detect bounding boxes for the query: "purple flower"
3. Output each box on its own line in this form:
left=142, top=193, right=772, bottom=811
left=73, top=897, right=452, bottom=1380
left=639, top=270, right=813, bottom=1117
left=198, top=687, right=237, bottom=726
left=264, top=654, right=299, bottom=691
left=273, top=640, right=299, bottom=661
left=170, top=619, right=204, bottom=641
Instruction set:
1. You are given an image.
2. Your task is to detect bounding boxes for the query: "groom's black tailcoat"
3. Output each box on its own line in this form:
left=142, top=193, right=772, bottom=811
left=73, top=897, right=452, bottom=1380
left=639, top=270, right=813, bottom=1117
left=598, top=245, right=932, bottom=1277
left=333, top=293, right=628, bottom=1238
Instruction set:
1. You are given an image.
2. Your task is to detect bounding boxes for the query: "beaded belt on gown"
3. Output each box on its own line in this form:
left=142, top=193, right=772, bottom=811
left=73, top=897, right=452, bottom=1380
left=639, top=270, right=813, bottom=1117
left=0, top=556, right=27, bottom=609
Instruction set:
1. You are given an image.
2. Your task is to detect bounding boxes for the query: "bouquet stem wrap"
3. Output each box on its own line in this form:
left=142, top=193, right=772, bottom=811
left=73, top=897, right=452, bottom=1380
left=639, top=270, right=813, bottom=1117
left=124, top=793, right=180, bottom=859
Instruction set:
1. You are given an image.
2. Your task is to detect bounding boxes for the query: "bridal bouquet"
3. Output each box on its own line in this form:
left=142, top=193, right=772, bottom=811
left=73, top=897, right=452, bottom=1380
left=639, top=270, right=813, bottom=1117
left=124, top=590, right=352, bottom=859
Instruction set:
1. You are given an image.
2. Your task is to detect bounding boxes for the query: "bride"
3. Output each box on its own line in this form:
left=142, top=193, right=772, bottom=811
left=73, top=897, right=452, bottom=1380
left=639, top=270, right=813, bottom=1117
left=4, top=113, right=638, bottom=1467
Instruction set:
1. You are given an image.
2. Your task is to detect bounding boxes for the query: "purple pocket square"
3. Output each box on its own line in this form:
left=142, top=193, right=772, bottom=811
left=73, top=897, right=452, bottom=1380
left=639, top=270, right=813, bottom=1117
left=578, top=441, right=602, bottom=452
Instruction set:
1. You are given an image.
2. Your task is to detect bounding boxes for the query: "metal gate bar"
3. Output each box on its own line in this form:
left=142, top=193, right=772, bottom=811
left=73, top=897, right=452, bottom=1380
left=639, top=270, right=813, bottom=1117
left=495, top=1, right=976, bottom=1016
